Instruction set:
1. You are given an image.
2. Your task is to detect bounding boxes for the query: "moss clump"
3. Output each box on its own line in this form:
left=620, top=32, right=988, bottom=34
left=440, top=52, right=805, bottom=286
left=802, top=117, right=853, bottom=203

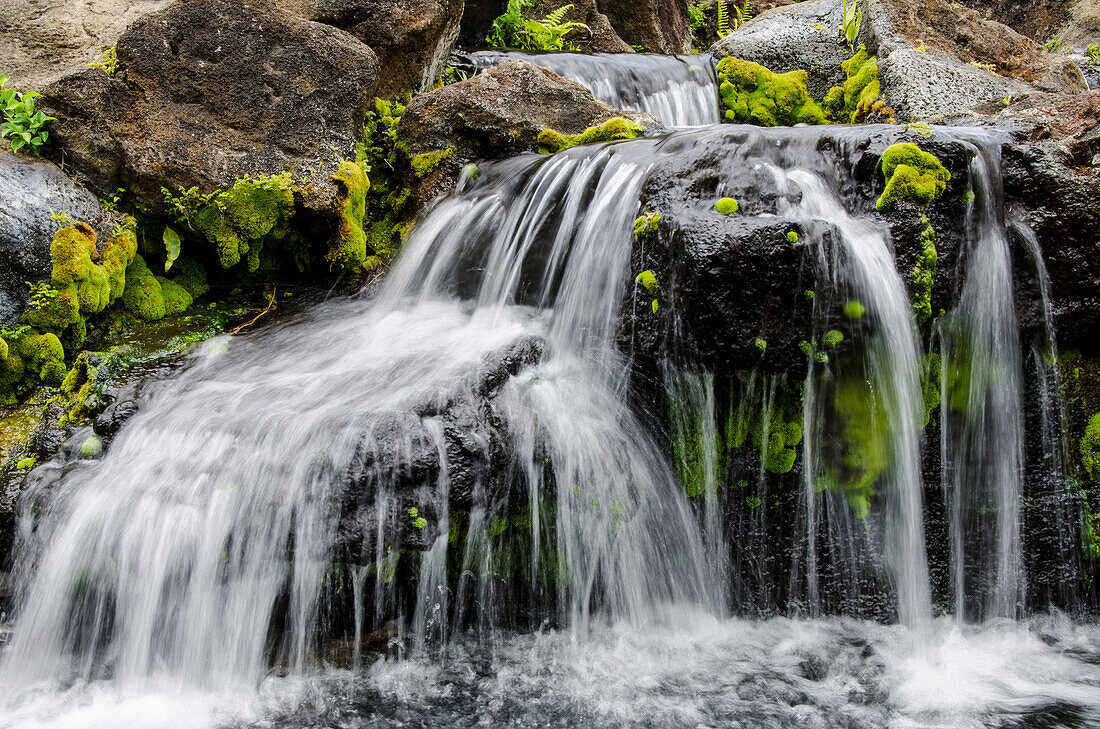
left=170, top=256, right=209, bottom=300
left=354, top=97, right=418, bottom=270
left=911, top=213, right=937, bottom=324
left=822, top=329, right=844, bottom=347
left=716, top=57, right=826, bottom=126
left=537, top=117, right=644, bottom=153
left=843, top=300, right=866, bottom=319
left=754, top=337, right=767, bottom=352
left=787, top=231, right=799, bottom=243
left=635, top=270, right=658, bottom=294
left=80, top=434, right=103, bottom=459
left=120, top=254, right=193, bottom=321
left=171, top=173, right=296, bottom=271
left=748, top=399, right=803, bottom=475
left=1082, top=413, right=1100, bottom=480
left=920, top=352, right=941, bottom=427
left=823, top=376, right=889, bottom=518
left=634, top=210, right=661, bottom=242
left=409, top=148, right=453, bottom=178
left=875, top=143, right=950, bottom=211
left=823, top=48, right=884, bottom=124
left=329, top=160, right=371, bottom=271
left=715, top=197, right=740, bottom=215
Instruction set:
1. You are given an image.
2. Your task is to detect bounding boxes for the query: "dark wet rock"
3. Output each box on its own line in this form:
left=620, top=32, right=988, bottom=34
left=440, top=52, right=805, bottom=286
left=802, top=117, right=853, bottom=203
left=954, top=0, right=1073, bottom=43
left=399, top=60, right=657, bottom=159
left=334, top=335, right=544, bottom=561
left=0, top=0, right=172, bottom=91
left=38, top=0, right=380, bottom=211
left=281, top=0, right=463, bottom=96
left=599, top=0, right=692, bottom=53
left=0, top=152, right=111, bottom=325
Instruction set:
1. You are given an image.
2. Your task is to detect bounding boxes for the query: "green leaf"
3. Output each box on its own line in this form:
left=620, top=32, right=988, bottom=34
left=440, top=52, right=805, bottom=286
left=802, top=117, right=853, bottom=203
left=163, top=226, right=182, bottom=272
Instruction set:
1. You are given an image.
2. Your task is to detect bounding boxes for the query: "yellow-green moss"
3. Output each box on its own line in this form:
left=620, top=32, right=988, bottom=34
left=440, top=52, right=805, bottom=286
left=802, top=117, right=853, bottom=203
left=409, top=148, right=453, bottom=178
left=170, top=256, right=209, bottom=299
left=921, top=352, right=941, bottom=427
left=121, top=254, right=167, bottom=321
left=911, top=213, right=937, bottom=324
left=715, top=197, right=740, bottom=215
left=875, top=143, right=950, bottom=211
left=537, top=117, right=644, bottom=153
left=1082, top=412, right=1100, bottom=480
left=329, top=160, right=371, bottom=271
left=634, top=210, right=661, bottom=242
left=823, top=376, right=889, bottom=518
left=823, top=48, right=883, bottom=124
left=716, top=57, right=826, bottom=126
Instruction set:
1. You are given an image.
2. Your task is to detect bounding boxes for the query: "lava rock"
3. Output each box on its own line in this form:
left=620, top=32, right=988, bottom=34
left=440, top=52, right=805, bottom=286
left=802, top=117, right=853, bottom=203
left=0, top=151, right=111, bottom=325
left=399, top=60, right=657, bottom=159
left=38, top=0, right=380, bottom=211
left=953, top=0, right=1074, bottom=43
left=599, top=0, right=693, bottom=54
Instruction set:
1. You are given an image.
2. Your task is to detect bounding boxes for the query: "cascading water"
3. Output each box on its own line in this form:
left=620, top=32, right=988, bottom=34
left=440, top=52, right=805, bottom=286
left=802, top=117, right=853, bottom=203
left=465, top=51, right=721, bottom=126
left=3, top=64, right=1100, bottom=726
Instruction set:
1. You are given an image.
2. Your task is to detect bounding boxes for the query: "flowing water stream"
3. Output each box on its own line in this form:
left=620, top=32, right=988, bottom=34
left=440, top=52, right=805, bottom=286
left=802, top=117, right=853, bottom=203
left=3, top=59, right=1100, bottom=729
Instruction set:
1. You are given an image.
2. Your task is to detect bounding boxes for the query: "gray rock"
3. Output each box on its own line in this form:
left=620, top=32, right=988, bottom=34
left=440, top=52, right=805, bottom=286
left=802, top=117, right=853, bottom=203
left=0, top=151, right=107, bottom=325
left=877, top=49, right=1028, bottom=122
left=708, top=0, right=850, bottom=97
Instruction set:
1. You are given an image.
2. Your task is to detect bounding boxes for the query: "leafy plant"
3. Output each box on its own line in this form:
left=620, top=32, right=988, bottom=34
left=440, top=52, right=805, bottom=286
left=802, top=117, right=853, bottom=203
left=88, top=45, right=119, bottom=77
left=1088, top=43, right=1100, bottom=67
left=486, top=0, right=590, bottom=51
left=1, top=74, right=54, bottom=155
left=841, top=0, right=862, bottom=52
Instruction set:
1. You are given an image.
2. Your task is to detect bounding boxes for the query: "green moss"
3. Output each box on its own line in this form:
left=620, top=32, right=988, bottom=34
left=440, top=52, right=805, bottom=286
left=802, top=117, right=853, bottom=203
left=170, top=257, right=209, bottom=299
left=156, top=277, right=193, bottom=316
left=911, top=213, right=937, bottom=324
left=823, top=47, right=883, bottom=124
left=875, top=143, right=950, bottom=211
left=80, top=434, right=103, bottom=459
left=715, top=197, right=740, bottom=215
left=537, top=117, right=644, bottom=153
left=921, top=352, right=941, bottom=427
left=636, top=270, right=658, bottom=294
left=823, top=376, right=889, bottom=518
left=754, top=337, right=767, bottom=352
left=787, top=231, right=799, bottom=243
left=1082, top=413, right=1100, bottom=480
left=16, top=333, right=66, bottom=385
left=716, top=56, right=826, bottom=126
left=409, top=148, right=453, bottom=178
left=634, top=211, right=661, bottom=241
left=843, top=300, right=866, bottom=319
left=15, top=456, right=35, bottom=470
left=329, top=160, right=371, bottom=271
left=121, top=254, right=167, bottom=321
left=822, top=329, right=844, bottom=347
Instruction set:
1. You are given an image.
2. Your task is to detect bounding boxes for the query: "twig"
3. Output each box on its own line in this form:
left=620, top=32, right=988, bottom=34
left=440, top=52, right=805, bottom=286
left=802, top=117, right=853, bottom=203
left=228, top=286, right=277, bottom=335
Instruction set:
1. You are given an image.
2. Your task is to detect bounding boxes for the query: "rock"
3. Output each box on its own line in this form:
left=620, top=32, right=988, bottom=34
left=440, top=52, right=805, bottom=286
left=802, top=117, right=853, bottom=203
left=281, top=0, right=464, bottom=96
left=708, top=0, right=849, bottom=97
left=38, top=0, right=380, bottom=211
left=528, top=0, right=633, bottom=52
left=0, top=152, right=110, bottom=325
left=399, top=60, right=657, bottom=159
left=599, top=0, right=692, bottom=53
left=1063, top=0, right=1100, bottom=47
left=0, top=0, right=172, bottom=91
left=953, top=0, right=1073, bottom=43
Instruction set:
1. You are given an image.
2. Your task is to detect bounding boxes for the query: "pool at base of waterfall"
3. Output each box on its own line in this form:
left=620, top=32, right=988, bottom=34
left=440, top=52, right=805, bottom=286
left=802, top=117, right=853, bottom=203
left=6, top=614, right=1100, bottom=729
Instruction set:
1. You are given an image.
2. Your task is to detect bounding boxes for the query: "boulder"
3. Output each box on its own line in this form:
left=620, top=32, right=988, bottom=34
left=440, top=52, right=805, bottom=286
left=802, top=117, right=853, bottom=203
left=0, top=152, right=110, bottom=325
left=281, top=0, right=464, bottom=96
left=0, top=0, right=171, bottom=91
left=529, top=0, right=633, bottom=52
left=399, top=60, right=656, bottom=159
left=38, top=0, right=380, bottom=211
left=598, top=0, right=692, bottom=53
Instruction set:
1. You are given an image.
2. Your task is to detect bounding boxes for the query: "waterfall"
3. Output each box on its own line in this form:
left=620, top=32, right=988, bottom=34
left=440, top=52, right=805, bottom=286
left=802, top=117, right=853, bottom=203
left=465, top=51, right=721, bottom=127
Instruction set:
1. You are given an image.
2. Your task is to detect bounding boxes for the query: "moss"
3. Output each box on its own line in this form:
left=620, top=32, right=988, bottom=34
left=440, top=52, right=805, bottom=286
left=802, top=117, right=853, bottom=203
left=634, top=211, right=661, bottom=242
left=824, top=376, right=889, bottom=518
left=15, top=456, right=35, bottom=470
left=1082, top=413, right=1100, bottom=480
left=715, top=197, right=740, bottom=215
left=182, top=173, right=296, bottom=270
left=716, top=56, right=826, bottom=126
left=921, top=352, right=941, bottom=427
left=537, top=117, right=644, bottom=153
left=822, top=329, right=844, bottom=347
left=13, top=332, right=66, bottom=386
left=787, top=231, right=799, bottom=243
left=409, top=148, right=453, bottom=178
left=843, top=300, right=866, bottom=319
left=80, top=434, right=103, bottom=459
left=101, top=222, right=138, bottom=300
left=329, top=160, right=371, bottom=271
left=121, top=254, right=167, bottom=321
left=910, top=214, right=937, bottom=324
left=635, top=270, right=658, bottom=294
left=156, top=277, right=194, bottom=316
left=875, top=143, right=950, bottom=211
left=823, top=47, right=883, bottom=124
left=754, top=337, right=767, bottom=352
left=170, top=256, right=209, bottom=299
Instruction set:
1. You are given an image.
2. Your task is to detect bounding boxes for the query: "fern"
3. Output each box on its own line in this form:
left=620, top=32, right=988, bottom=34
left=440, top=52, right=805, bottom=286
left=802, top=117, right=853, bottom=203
left=716, top=0, right=730, bottom=38
left=716, top=0, right=750, bottom=38
left=487, top=0, right=589, bottom=50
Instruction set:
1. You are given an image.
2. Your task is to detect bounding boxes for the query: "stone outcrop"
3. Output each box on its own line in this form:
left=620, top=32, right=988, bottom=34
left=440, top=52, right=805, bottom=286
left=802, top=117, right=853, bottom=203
left=599, top=0, right=692, bottom=53
left=953, top=0, right=1074, bottom=43
left=399, top=60, right=657, bottom=159
left=38, top=0, right=380, bottom=211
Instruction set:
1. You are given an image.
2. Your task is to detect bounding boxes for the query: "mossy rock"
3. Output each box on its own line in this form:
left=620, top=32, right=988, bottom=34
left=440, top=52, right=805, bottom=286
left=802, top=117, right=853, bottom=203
left=537, top=117, right=645, bottom=153
left=329, top=160, right=371, bottom=271
left=875, top=143, right=950, bottom=211
left=716, top=57, right=826, bottom=127
left=823, top=48, right=884, bottom=124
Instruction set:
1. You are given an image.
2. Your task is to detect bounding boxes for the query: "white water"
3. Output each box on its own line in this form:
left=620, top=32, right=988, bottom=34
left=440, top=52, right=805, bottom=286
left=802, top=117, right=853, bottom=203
left=466, top=51, right=721, bottom=127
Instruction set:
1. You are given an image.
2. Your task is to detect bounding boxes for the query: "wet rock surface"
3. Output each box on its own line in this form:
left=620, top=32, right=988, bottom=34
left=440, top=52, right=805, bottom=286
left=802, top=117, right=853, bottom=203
left=399, top=60, right=658, bottom=159
left=599, top=0, right=692, bottom=54
left=0, top=152, right=110, bottom=325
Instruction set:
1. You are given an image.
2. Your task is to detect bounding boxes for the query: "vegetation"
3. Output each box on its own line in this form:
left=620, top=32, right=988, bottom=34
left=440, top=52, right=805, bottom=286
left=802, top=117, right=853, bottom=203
left=486, top=0, right=590, bottom=51
left=841, top=0, right=862, bottom=52
left=1, top=74, right=53, bottom=154
left=537, top=117, right=644, bottom=152
left=715, top=197, right=740, bottom=214
left=910, top=214, right=937, bottom=324
left=716, top=57, right=826, bottom=126
left=875, top=143, right=950, bottom=211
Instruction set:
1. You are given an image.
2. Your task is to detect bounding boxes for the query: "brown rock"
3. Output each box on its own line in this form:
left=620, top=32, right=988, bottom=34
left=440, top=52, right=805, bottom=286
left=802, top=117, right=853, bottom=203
left=399, top=60, right=655, bottom=158
left=599, top=0, right=692, bottom=53
left=39, top=0, right=379, bottom=210
left=952, top=0, right=1073, bottom=43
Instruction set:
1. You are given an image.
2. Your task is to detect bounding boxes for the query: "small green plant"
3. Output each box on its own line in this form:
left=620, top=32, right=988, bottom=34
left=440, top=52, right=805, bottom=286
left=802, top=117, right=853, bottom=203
left=49, top=209, right=72, bottom=225
left=716, top=0, right=750, bottom=39
left=1, top=74, right=54, bottom=155
left=754, top=337, right=767, bottom=352
left=1087, top=44, right=1100, bottom=67
left=88, top=45, right=119, bottom=77
left=715, top=197, right=740, bottom=215
left=841, top=0, right=862, bottom=52
left=487, top=0, right=590, bottom=51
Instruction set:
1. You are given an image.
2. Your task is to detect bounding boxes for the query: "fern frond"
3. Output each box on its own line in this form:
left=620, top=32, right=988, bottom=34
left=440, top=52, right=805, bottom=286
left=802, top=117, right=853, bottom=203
left=716, top=0, right=730, bottom=38
left=543, top=4, right=573, bottom=26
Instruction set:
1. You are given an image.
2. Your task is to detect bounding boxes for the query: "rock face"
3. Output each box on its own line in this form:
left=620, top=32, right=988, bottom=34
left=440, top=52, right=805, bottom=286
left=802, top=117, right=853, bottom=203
left=399, top=60, right=656, bottom=158
left=954, top=0, right=1073, bottom=43
left=599, top=0, right=692, bottom=53
left=0, top=152, right=109, bottom=325
left=0, top=0, right=172, bottom=91
left=38, top=0, right=379, bottom=210
left=282, top=0, right=464, bottom=96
